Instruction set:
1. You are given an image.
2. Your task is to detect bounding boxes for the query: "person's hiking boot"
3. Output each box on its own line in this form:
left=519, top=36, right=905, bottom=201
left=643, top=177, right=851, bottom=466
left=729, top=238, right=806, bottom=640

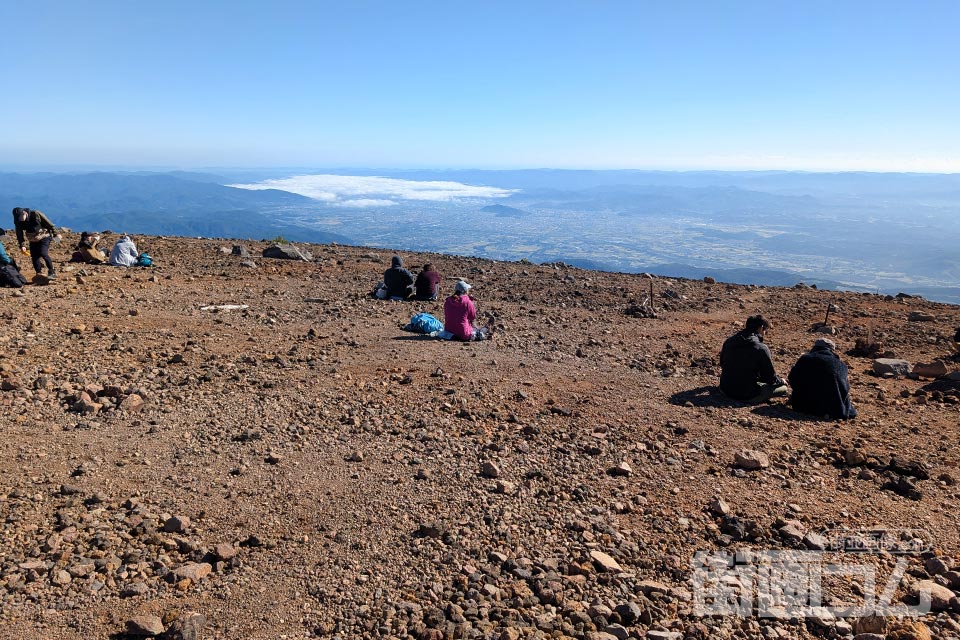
left=46, top=271, right=56, bottom=280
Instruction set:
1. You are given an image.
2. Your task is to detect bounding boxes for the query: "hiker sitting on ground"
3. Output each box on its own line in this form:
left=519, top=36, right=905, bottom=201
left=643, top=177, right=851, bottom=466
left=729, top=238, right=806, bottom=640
left=415, top=262, right=442, bottom=301
left=788, top=338, right=857, bottom=420
left=71, top=232, right=106, bottom=264
left=383, top=255, right=415, bottom=300
left=13, top=207, right=60, bottom=280
left=109, top=235, right=139, bottom=267
left=0, top=228, right=21, bottom=271
left=443, top=280, right=494, bottom=341
left=719, top=314, right=787, bottom=403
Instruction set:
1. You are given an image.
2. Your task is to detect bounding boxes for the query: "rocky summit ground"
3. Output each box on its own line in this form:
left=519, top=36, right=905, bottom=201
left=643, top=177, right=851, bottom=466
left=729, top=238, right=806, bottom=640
left=1, top=233, right=960, bottom=640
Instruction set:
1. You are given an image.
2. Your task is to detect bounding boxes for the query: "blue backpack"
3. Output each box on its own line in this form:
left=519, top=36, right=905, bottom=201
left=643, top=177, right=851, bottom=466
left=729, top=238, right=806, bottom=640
left=407, top=312, right=443, bottom=334
left=136, top=252, right=153, bottom=267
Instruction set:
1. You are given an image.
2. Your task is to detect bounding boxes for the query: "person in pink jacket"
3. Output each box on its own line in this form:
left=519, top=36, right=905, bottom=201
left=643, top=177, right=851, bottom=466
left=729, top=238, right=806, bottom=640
left=443, top=280, right=494, bottom=341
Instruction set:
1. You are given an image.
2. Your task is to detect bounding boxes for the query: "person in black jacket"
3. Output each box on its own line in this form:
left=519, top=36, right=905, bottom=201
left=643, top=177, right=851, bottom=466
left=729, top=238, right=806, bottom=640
left=383, top=255, right=414, bottom=300
left=13, top=207, right=60, bottom=280
left=719, top=315, right=788, bottom=402
left=788, top=338, right=857, bottom=420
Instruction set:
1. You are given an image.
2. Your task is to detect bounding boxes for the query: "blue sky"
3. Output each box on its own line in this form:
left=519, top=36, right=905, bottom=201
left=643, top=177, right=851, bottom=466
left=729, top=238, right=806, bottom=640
left=1, top=1, right=958, bottom=171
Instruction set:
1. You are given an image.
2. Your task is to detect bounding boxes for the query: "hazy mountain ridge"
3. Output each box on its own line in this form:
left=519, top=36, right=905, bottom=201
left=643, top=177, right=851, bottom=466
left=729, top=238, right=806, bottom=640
left=0, top=172, right=351, bottom=243
left=0, top=169, right=956, bottom=303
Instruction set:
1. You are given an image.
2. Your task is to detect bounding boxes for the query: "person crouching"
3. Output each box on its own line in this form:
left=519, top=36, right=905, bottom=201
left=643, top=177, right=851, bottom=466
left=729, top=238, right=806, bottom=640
left=443, top=280, right=495, bottom=341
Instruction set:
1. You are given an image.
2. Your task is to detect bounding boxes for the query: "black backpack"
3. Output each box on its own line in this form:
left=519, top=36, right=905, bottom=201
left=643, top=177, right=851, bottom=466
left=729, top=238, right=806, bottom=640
left=0, top=265, right=27, bottom=288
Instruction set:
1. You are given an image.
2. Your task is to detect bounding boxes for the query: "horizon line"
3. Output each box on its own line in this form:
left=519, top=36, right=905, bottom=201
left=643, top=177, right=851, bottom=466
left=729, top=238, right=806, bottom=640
left=2, top=164, right=960, bottom=177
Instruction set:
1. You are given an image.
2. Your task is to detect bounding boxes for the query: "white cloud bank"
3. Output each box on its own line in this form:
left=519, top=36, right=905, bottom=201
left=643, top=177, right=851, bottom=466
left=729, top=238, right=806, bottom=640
left=230, top=174, right=516, bottom=207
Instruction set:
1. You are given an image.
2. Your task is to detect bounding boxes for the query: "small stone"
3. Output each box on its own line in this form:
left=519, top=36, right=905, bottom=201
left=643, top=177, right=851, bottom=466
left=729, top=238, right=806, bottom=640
left=126, top=615, right=165, bottom=636
left=778, top=520, right=805, bottom=543
left=163, top=515, right=191, bottom=533
left=843, top=448, right=867, bottom=466
left=589, top=550, right=623, bottom=573
left=165, top=612, right=207, bottom=640
left=214, top=543, right=237, bottom=561
left=120, top=394, right=145, bottom=412
left=803, top=532, right=828, bottom=551
left=646, top=632, right=682, bottom=640
left=481, top=461, right=501, bottom=479
left=494, top=480, right=516, bottom=495
left=51, top=569, right=72, bottom=585
left=346, top=450, right=364, bottom=462
left=171, top=562, right=212, bottom=583
left=734, top=450, right=770, bottom=470
left=924, top=556, right=951, bottom=576
left=607, top=461, right=632, bottom=477
left=614, top=602, right=643, bottom=624
left=121, top=582, right=150, bottom=598
left=709, top=496, right=730, bottom=516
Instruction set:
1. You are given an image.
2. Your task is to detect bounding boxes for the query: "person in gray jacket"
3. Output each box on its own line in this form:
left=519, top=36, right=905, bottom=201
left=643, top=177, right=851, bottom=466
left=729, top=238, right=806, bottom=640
left=109, top=235, right=139, bottom=267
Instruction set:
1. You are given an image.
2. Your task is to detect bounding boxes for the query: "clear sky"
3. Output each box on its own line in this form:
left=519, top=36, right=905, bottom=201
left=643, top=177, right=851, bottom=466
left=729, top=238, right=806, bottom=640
left=2, top=1, right=958, bottom=171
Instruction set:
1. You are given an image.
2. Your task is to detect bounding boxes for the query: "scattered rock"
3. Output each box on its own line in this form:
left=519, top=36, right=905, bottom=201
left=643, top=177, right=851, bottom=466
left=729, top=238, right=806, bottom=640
left=873, top=358, right=911, bottom=376
left=164, top=612, right=207, bottom=640
left=480, top=461, right=501, bottom=479
left=607, top=461, right=632, bottom=477
left=911, top=580, right=954, bottom=611
left=589, top=550, right=623, bottom=573
left=734, top=450, right=770, bottom=470
left=125, top=615, right=165, bottom=636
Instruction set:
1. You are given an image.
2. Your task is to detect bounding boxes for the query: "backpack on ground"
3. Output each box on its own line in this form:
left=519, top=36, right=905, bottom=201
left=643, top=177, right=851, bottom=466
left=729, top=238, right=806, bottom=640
left=404, top=312, right=444, bottom=334
left=136, top=252, right=153, bottom=267
left=0, top=265, right=27, bottom=288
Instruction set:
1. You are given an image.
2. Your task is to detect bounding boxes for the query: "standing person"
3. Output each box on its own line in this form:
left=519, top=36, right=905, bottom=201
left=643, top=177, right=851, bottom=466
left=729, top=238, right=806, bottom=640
left=719, top=314, right=788, bottom=403
left=383, top=255, right=415, bottom=300
left=13, top=207, right=60, bottom=280
left=415, top=262, right=442, bottom=301
left=788, top=338, right=857, bottom=419
left=109, top=235, right=139, bottom=267
left=443, top=280, right=495, bottom=341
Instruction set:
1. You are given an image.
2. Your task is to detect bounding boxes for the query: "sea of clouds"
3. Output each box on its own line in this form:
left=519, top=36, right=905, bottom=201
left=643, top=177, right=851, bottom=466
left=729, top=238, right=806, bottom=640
left=229, top=174, right=515, bottom=207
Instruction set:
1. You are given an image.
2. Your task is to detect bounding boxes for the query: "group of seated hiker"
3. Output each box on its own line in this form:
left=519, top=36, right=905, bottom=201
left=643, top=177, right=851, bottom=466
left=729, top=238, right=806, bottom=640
left=0, top=208, right=153, bottom=287
left=719, top=314, right=857, bottom=420
left=378, top=255, right=442, bottom=301
left=70, top=232, right=144, bottom=266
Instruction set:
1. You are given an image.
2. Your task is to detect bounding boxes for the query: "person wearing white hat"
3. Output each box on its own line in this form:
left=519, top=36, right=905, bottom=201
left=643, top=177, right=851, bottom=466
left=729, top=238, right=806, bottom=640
left=788, top=338, right=857, bottom=420
left=443, top=280, right=494, bottom=341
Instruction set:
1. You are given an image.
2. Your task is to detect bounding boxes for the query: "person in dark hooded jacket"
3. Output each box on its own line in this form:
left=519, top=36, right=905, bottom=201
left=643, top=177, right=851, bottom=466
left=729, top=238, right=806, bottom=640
left=13, top=207, right=60, bottom=279
left=383, top=255, right=415, bottom=300
left=788, top=338, right=857, bottom=420
left=719, top=314, right=787, bottom=402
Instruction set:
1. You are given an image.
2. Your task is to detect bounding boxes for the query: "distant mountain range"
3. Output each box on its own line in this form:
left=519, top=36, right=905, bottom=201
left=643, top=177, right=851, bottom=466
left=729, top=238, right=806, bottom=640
left=1, top=168, right=957, bottom=304
left=0, top=172, right=352, bottom=243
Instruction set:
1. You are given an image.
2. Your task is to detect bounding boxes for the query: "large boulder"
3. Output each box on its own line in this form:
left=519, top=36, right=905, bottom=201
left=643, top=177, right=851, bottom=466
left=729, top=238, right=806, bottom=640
left=873, top=358, right=910, bottom=376
left=262, top=244, right=312, bottom=261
